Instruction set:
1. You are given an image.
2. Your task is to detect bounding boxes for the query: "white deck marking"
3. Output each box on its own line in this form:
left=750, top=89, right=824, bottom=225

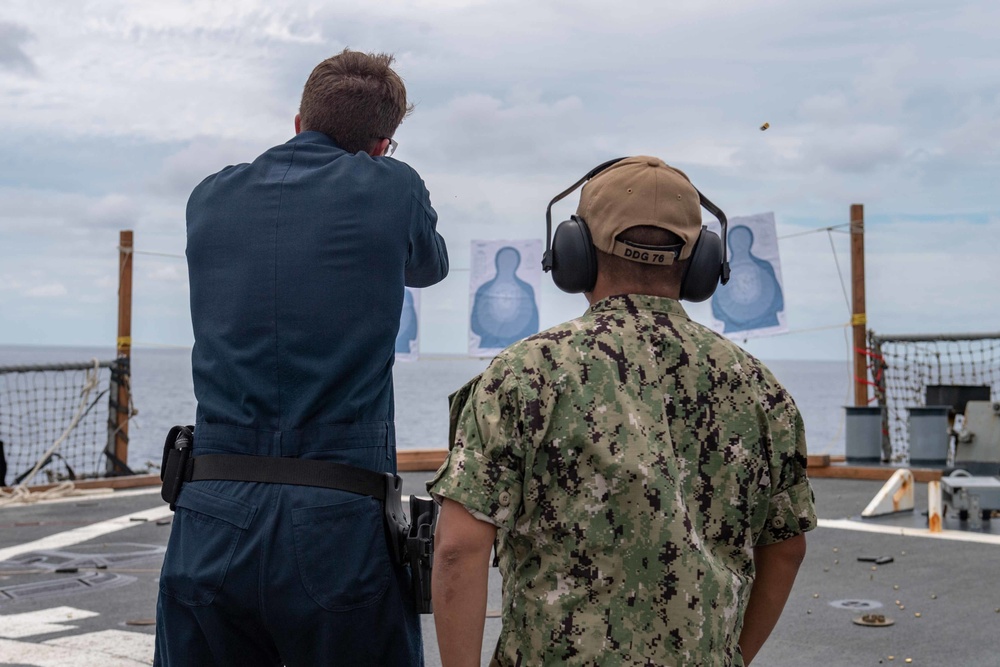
left=0, top=637, right=150, bottom=666
left=48, top=629, right=155, bottom=664
left=0, top=606, right=99, bottom=638
left=0, top=486, right=162, bottom=508
left=818, top=518, right=1000, bottom=545
left=0, top=505, right=173, bottom=563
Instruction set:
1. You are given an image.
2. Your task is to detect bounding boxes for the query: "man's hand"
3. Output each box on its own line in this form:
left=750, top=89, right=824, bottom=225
left=738, top=533, right=807, bottom=665
left=432, top=498, right=498, bottom=667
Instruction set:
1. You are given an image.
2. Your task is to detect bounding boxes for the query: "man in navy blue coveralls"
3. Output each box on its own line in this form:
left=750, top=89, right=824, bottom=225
left=154, top=50, right=449, bottom=666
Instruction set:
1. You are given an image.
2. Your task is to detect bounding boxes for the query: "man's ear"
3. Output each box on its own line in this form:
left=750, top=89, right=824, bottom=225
left=294, top=113, right=302, bottom=134
left=373, top=137, right=390, bottom=156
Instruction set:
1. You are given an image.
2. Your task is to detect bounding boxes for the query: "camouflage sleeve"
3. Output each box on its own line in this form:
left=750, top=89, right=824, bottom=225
left=755, top=367, right=818, bottom=546
left=426, top=358, right=525, bottom=530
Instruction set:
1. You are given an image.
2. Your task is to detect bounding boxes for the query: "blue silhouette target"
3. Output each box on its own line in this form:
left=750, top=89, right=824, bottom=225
left=469, top=243, right=540, bottom=353
left=710, top=213, right=787, bottom=338
left=395, top=288, right=419, bottom=360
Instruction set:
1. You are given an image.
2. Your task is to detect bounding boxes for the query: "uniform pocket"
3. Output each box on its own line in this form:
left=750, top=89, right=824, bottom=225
left=159, top=485, right=255, bottom=606
left=291, top=496, right=391, bottom=611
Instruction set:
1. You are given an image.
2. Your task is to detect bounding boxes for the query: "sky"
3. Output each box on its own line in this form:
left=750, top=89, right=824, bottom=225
left=1, top=0, right=998, bottom=361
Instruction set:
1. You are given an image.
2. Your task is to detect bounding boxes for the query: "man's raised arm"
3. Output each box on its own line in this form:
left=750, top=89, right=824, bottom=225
left=405, top=178, right=449, bottom=287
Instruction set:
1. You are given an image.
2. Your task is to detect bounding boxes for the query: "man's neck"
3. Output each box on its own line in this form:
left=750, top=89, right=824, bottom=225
left=585, top=281, right=680, bottom=305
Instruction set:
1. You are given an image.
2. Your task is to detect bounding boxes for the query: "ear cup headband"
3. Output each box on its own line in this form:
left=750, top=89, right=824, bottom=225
left=542, top=159, right=731, bottom=300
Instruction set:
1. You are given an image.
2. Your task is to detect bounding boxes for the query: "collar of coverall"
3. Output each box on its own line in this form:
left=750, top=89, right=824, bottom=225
left=287, top=130, right=339, bottom=148
left=588, top=294, right=690, bottom=319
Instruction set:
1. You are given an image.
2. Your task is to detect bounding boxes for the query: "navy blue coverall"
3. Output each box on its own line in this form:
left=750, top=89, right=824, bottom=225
left=154, top=131, right=449, bottom=666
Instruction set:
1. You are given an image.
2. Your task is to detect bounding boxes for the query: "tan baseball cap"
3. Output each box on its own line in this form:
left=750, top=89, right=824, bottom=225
left=576, top=156, right=702, bottom=264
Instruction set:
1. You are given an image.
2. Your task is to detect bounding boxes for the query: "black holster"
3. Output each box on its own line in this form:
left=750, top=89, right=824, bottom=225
left=405, top=496, right=438, bottom=614
left=382, top=475, right=438, bottom=614
left=160, top=425, right=193, bottom=510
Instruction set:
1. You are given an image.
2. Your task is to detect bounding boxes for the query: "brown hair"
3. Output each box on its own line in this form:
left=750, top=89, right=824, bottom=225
left=299, top=49, right=412, bottom=154
left=595, top=226, right=688, bottom=288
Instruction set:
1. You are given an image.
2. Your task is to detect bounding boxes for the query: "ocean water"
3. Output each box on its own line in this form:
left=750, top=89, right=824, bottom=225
left=0, top=345, right=850, bottom=473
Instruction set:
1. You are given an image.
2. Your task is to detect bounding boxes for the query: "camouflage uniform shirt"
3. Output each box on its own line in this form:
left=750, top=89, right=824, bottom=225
left=429, top=295, right=817, bottom=666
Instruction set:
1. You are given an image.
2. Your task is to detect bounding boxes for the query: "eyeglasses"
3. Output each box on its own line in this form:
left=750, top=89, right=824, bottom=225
left=383, top=138, right=398, bottom=157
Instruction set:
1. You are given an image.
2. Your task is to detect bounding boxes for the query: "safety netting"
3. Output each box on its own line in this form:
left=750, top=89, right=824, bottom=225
left=868, top=332, right=1000, bottom=461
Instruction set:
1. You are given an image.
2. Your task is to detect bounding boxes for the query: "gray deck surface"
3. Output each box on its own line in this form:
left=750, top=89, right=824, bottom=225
left=2, top=474, right=999, bottom=666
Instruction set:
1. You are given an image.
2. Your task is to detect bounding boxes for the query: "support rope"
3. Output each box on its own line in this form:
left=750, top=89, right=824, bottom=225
left=0, top=360, right=112, bottom=506
left=827, top=229, right=852, bottom=314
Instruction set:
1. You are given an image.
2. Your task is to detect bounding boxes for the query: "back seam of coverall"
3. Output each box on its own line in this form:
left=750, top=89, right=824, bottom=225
left=270, top=144, right=298, bottom=429
left=258, top=481, right=281, bottom=656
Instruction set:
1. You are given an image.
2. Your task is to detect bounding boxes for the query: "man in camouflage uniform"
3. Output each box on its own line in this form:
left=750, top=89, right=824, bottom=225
left=428, top=156, right=816, bottom=666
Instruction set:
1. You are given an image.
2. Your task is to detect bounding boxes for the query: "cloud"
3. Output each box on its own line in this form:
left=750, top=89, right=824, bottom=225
left=851, top=46, right=920, bottom=118
left=81, top=3, right=323, bottom=44
left=0, top=21, right=37, bottom=76
left=801, top=124, right=908, bottom=174
left=730, top=45, right=928, bottom=177
left=732, top=124, right=908, bottom=178
left=149, top=137, right=269, bottom=199
left=146, top=263, right=186, bottom=282
left=865, top=216, right=1000, bottom=334
left=404, top=91, right=593, bottom=174
left=926, top=93, right=1000, bottom=167
left=80, top=194, right=142, bottom=231
left=0, top=188, right=142, bottom=237
left=1, top=0, right=999, bottom=354
left=0, top=3, right=319, bottom=143
left=799, top=93, right=851, bottom=125
left=0, top=188, right=101, bottom=237
left=26, top=283, right=68, bottom=298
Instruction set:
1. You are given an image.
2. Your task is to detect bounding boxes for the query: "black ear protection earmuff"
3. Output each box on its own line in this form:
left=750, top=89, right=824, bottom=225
left=541, top=157, right=731, bottom=302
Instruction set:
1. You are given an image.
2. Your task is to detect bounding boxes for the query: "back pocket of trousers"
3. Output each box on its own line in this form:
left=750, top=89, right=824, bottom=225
left=292, top=496, right=391, bottom=611
left=159, top=485, right=254, bottom=606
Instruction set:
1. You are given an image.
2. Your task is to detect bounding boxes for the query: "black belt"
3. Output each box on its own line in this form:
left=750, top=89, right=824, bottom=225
left=160, top=425, right=436, bottom=614
left=184, top=453, right=388, bottom=500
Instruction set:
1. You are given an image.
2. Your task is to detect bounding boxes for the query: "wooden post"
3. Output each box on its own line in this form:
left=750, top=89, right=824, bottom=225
left=109, top=230, right=133, bottom=474
left=850, top=205, right=868, bottom=407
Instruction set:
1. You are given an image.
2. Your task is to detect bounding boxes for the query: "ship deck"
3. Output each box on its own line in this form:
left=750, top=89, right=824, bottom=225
left=2, top=474, right=999, bottom=666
